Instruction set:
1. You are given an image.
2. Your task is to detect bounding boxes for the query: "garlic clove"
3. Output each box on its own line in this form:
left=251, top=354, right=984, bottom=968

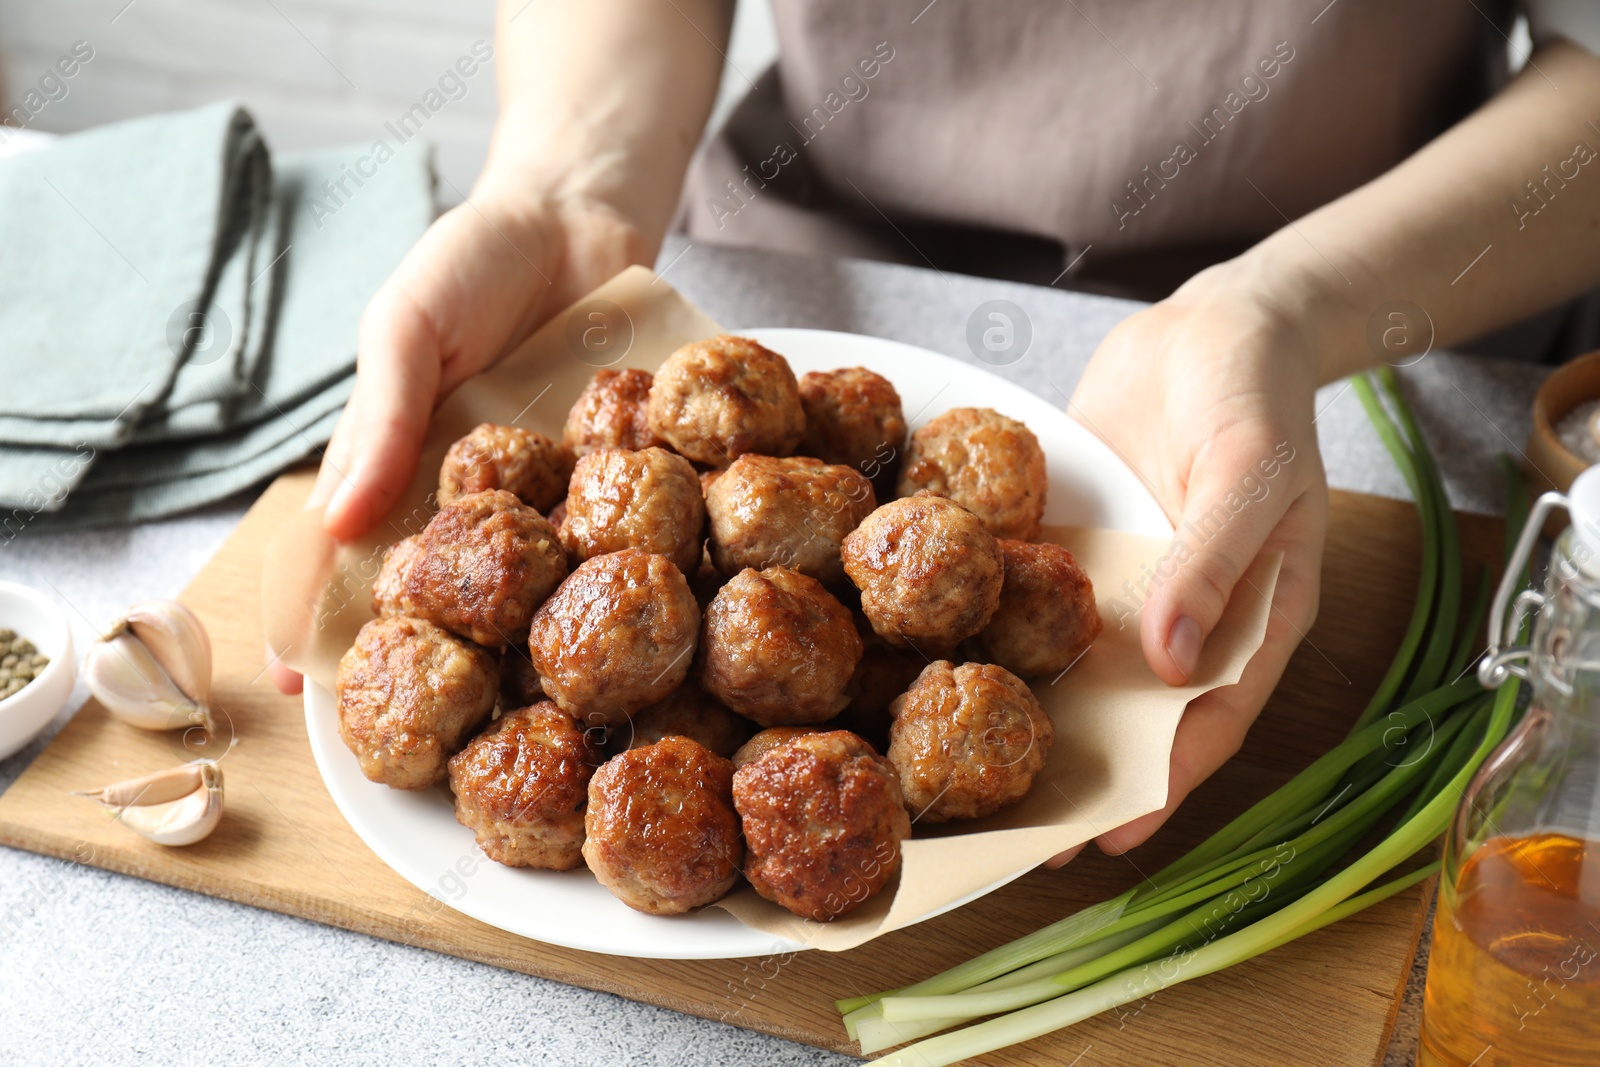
left=84, top=632, right=209, bottom=732
left=72, top=761, right=207, bottom=807
left=84, top=762, right=224, bottom=846
left=122, top=600, right=212, bottom=713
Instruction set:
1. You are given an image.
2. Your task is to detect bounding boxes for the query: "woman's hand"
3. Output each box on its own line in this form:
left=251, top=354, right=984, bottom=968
left=1048, top=39, right=1600, bottom=864
left=268, top=183, right=648, bottom=695
left=266, top=0, right=730, bottom=694
left=1057, top=264, right=1330, bottom=859
left=314, top=185, right=648, bottom=541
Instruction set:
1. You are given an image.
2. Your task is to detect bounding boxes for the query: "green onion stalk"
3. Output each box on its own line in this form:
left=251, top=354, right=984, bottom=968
left=837, top=371, right=1534, bottom=1063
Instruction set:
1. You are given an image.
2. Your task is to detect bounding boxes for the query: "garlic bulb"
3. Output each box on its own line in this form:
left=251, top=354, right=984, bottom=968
left=76, top=761, right=224, bottom=846
left=84, top=600, right=214, bottom=733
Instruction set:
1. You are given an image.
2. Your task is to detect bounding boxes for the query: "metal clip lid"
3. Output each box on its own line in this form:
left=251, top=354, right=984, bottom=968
left=1479, top=490, right=1566, bottom=689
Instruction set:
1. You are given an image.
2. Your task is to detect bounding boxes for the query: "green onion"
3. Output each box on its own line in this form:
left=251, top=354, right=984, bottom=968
left=1348, top=374, right=1439, bottom=732
left=867, top=707, right=1475, bottom=1029
left=1380, top=367, right=1462, bottom=703
left=837, top=374, right=1529, bottom=1064
left=1447, top=569, right=1491, bottom=682
left=867, top=686, right=1512, bottom=1067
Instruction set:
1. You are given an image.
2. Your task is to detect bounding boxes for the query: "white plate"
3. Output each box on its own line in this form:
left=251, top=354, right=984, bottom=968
left=304, top=327, right=1172, bottom=959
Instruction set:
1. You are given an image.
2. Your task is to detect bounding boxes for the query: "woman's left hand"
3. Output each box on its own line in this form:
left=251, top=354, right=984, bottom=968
left=1057, top=264, right=1330, bottom=860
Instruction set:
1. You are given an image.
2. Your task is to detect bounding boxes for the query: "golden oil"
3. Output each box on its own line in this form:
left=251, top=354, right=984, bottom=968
left=1418, top=832, right=1600, bottom=1067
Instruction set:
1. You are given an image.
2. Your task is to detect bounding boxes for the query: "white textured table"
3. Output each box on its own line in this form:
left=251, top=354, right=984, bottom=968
left=0, top=240, right=1547, bottom=1066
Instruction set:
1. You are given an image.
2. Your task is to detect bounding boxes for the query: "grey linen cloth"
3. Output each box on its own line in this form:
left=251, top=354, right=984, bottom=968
left=0, top=102, right=269, bottom=448
left=0, top=104, right=434, bottom=526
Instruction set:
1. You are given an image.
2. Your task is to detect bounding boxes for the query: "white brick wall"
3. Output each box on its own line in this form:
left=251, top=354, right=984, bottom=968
left=0, top=0, right=776, bottom=203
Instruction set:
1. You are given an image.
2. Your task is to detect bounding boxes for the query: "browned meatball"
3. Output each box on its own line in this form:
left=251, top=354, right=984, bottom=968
left=888, top=661, right=1054, bottom=823
left=447, top=702, right=597, bottom=869
left=646, top=335, right=805, bottom=465
left=698, top=567, right=862, bottom=727
left=841, top=492, right=1004, bottom=650
left=733, top=731, right=910, bottom=922
left=616, top=681, right=752, bottom=758
left=897, top=407, right=1048, bottom=540
left=562, top=368, right=664, bottom=456
left=336, top=617, right=498, bottom=790
left=498, top=645, right=545, bottom=710
left=528, top=549, right=700, bottom=728
left=705, top=454, right=877, bottom=585
left=405, top=490, right=567, bottom=647
left=583, top=737, right=743, bottom=915
left=438, top=423, right=574, bottom=512
left=546, top=498, right=567, bottom=538
left=798, top=367, right=907, bottom=493
left=559, top=447, right=705, bottom=575
left=731, top=726, right=818, bottom=770
left=971, top=540, right=1102, bottom=677
left=370, top=534, right=422, bottom=617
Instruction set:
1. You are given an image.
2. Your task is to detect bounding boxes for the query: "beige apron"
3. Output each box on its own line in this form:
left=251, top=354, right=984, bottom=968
left=678, top=0, right=1509, bottom=299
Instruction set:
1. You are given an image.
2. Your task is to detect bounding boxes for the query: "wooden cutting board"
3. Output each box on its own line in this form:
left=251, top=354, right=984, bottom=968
left=0, top=472, right=1503, bottom=1066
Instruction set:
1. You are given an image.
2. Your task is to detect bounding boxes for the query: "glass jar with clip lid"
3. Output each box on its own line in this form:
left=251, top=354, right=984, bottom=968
left=1419, top=467, right=1600, bottom=1066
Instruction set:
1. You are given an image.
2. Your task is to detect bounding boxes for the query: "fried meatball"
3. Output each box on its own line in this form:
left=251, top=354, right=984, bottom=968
left=646, top=335, right=805, bottom=464
left=972, top=540, right=1102, bottom=677
left=562, top=368, right=663, bottom=456
left=841, top=492, right=1004, bottom=650
left=336, top=617, right=498, bottom=790
left=733, top=731, right=910, bottom=922
left=546, top=498, right=567, bottom=537
left=888, top=661, right=1054, bottom=823
left=698, top=567, right=862, bottom=727
left=897, top=407, right=1047, bottom=539
left=731, top=726, right=818, bottom=770
left=438, top=423, right=574, bottom=512
left=499, top=646, right=546, bottom=710
left=528, top=549, right=700, bottom=728
left=406, top=490, right=567, bottom=647
left=583, top=737, right=743, bottom=915
left=371, top=534, right=422, bottom=617
left=559, top=447, right=705, bottom=575
left=798, top=367, right=907, bottom=493
left=616, top=681, right=752, bottom=758
left=447, top=702, right=596, bottom=869
left=705, top=454, right=877, bottom=585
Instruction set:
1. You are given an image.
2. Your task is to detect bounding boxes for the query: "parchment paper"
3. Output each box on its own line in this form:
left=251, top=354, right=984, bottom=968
left=263, top=265, right=1278, bottom=952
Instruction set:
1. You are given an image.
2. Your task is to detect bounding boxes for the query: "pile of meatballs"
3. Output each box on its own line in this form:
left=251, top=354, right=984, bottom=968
left=335, top=334, right=1101, bottom=924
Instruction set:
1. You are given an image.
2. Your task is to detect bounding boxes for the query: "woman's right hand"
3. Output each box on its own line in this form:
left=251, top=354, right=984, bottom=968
left=268, top=180, right=649, bottom=694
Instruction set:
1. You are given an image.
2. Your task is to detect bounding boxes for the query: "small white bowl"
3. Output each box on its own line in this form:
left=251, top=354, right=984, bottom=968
left=0, top=581, right=75, bottom=761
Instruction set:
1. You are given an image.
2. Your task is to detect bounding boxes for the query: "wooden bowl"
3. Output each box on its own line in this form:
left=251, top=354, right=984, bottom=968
left=1527, top=348, right=1600, bottom=500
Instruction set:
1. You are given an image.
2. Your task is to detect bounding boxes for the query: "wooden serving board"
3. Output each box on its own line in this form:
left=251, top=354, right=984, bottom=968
left=0, top=472, right=1504, bottom=1066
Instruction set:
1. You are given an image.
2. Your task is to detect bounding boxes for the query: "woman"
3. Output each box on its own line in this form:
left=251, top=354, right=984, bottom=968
left=277, top=0, right=1600, bottom=859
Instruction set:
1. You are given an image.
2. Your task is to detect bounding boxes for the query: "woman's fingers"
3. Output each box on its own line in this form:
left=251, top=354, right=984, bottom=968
left=1043, top=842, right=1086, bottom=870
left=1139, top=429, right=1300, bottom=686
left=319, top=291, right=443, bottom=542
left=267, top=644, right=304, bottom=696
left=1097, top=486, right=1326, bottom=854
left=313, top=199, right=554, bottom=542
left=306, top=390, right=361, bottom=512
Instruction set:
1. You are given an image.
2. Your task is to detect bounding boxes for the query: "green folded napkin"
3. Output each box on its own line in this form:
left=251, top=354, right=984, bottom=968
left=0, top=104, right=434, bottom=529
left=0, top=102, right=269, bottom=447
